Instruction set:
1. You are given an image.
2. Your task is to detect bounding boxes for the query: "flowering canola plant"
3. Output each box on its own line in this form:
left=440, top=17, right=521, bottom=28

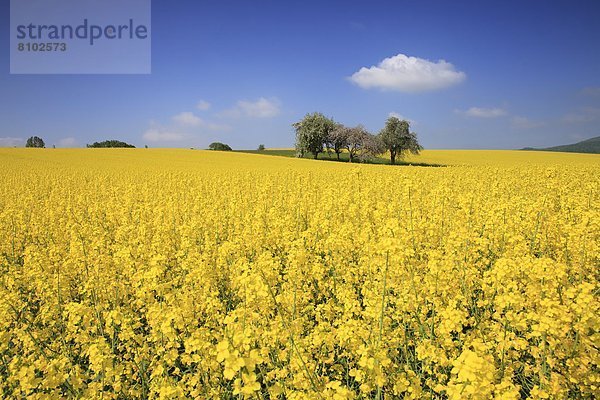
left=0, top=148, right=598, bottom=399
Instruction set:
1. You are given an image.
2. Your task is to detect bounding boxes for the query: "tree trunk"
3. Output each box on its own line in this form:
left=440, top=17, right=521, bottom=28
left=390, top=151, right=396, bottom=165
left=336, top=152, right=340, bottom=160
left=313, top=152, right=319, bottom=159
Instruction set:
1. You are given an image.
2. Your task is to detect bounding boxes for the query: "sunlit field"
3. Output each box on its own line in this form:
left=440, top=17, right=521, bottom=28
left=404, top=149, right=600, bottom=166
left=239, top=148, right=600, bottom=167
left=0, top=148, right=598, bottom=399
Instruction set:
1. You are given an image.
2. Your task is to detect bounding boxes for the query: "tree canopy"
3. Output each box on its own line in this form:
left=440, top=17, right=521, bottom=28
left=26, top=136, right=45, bottom=148
left=87, top=140, right=135, bottom=148
left=293, top=112, right=336, bottom=159
left=208, top=142, right=232, bottom=151
left=378, top=117, right=422, bottom=164
left=292, top=113, right=422, bottom=165
left=327, top=124, right=350, bottom=160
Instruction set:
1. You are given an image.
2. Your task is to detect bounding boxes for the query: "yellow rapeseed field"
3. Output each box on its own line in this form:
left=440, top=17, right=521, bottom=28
left=0, top=148, right=598, bottom=399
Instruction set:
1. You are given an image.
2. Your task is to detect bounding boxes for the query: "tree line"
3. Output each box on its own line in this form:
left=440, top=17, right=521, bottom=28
left=293, top=112, right=422, bottom=164
left=22, top=137, right=136, bottom=148
left=87, top=140, right=135, bottom=148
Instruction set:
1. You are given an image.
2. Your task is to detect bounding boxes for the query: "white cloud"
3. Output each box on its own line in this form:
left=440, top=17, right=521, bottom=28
left=462, top=107, right=507, bottom=118
left=172, top=112, right=203, bottom=127
left=143, top=128, right=185, bottom=142
left=58, top=137, right=77, bottom=147
left=143, top=109, right=231, bottom=144
left=239, top=98, right=280, bottom=118
left=0, top=137, right=23, bottom=147
left=349, top=53, right=466, bottom=92
left=511, top=116, right=545, bottom=129
left=196, top=100, right=211, bottom=111
left=221, top=97, right=281, bottom=118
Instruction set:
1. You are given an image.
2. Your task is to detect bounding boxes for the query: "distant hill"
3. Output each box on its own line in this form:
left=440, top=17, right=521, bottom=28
left=522, top=136, right=600, bottom=154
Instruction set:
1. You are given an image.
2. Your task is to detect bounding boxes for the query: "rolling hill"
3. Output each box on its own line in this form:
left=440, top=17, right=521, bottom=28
left=523, top=136, right=600, bottom=154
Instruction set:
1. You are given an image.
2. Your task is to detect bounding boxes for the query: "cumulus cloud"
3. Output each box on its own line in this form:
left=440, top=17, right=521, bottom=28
left=172, top=112, right=203, bottom=127
left=196, top=100, right=211, bottom=111
left=511, top=116, right=545, bottom=129
left=461, top=107, right=507, bottom=118
left=0, top=137, right=23, bottom=147
left=58, top=137, right=77, bottom=147
left=238, top=98, right=280, bottom=117
left=143, top=128, right=186, bottom=142
left=349, top=53, right=466, bottom=92
left=221, top=97, right=281, bottom=118
left=143, top=109, right=231, bottom=144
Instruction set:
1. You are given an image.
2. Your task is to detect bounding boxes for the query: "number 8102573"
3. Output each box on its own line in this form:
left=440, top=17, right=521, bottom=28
left=17, top=43, right=67, bottom=52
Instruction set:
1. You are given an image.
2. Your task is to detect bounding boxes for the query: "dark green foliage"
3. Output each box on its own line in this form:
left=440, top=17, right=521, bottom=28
left=257, top=144, right=266, bottom=151
left=208, top=142, right=232, bottom=151
left=25, top=136, right=45, bottom=148
left=87, top=140, right=135, bottom=148
left=378, top=117, right=422, bottom=164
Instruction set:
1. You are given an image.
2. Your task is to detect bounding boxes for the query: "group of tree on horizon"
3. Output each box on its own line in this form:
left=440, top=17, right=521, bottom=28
left=25, top=136, right=45, bottom=148
left=22, top=136, right=136, bottom=148
left=293, top=112, right=422, bottom=164
left=87, top=140, right=135, bottom=148
left=21, top=117, right=422, bottom=164
left=208, top=142, right=232, bottom=151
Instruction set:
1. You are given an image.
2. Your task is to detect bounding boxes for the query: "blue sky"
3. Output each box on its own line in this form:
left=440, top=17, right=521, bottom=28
left=1, top=0, right=600, bottom=149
